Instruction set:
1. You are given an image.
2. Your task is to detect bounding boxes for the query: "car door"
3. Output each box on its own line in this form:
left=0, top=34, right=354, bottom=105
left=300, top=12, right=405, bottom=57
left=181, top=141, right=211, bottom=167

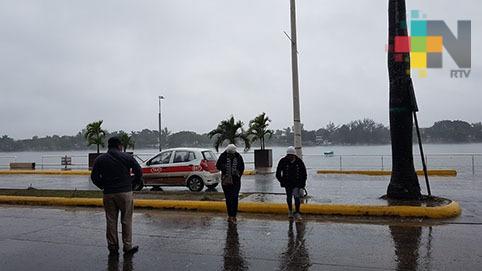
left=143, top=151, right=173, bottom=185
left=169, top=150, right=197, bottom=185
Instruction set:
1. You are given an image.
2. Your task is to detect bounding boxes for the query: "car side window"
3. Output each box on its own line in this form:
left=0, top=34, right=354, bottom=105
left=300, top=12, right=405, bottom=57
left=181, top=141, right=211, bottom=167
left=150, top=151, right=172, bottom=165
left=172, top=151, right=196, bottom=163
left=173, top=151, right=187, bottom=163
left=187, top=152, right=196, bottom=162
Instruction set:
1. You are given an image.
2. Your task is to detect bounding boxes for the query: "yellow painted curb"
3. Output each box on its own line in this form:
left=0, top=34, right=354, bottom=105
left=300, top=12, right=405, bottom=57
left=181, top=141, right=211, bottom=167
left=317, top=169, right=457, bottom=177
left=0, top=170, right=91, bottom=176
left=0, top=195, right=461, bottom=219
left=243, top=170, right=256, bottom=175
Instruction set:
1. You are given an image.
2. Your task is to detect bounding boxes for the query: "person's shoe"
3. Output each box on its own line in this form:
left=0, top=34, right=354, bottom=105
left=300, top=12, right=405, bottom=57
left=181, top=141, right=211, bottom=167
left=123, top=246, right=139, bottom=256
left=288, top=210, right=294, bottom=219
left=294, top=212, right=302, bottom=221
left=227, top=216, right=237, bottom=224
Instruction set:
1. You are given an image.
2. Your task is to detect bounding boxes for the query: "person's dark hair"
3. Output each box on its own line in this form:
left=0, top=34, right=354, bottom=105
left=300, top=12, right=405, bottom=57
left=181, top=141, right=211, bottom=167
left=108, top=136, right=122, bottom=149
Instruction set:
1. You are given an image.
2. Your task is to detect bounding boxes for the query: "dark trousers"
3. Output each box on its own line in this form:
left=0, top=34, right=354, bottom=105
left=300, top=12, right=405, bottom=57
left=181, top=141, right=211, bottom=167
left=285, top=187, right=301, bottom=213
left=222, top=182, right=241, bottom=217
left=103, top=191, right=134, bottom=251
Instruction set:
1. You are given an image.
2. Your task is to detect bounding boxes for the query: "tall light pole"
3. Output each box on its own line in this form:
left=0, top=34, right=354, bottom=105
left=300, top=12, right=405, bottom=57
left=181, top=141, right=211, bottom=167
left=158, top=95, right=165, bottom=152
left=289, top=0, right=303, bottom=158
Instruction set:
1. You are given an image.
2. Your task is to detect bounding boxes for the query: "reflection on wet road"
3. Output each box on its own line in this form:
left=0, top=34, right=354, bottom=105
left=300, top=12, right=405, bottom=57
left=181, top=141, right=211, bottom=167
left=279, top=221, right=310, bottom=271
left=390, top=225, right=422, bottom=271
left=224, top=223, right=248, bottom=271
left=0, top=205, right=481, bottom=270
left=107, top=253, right=134, bottom=271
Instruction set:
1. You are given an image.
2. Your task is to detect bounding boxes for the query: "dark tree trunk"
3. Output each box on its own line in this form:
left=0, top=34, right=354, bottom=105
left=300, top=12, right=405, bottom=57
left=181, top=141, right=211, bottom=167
left=387, top=0, right=421, bottom=199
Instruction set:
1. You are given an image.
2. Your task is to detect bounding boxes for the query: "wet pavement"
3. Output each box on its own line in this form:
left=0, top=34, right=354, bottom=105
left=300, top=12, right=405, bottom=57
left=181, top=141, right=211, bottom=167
left=0, top=205, right=481, bottom=271
left=0, top=171, right=481, bottom=223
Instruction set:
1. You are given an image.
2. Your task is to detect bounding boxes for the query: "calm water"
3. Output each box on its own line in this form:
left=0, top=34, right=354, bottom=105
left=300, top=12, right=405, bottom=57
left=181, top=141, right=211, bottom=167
left=1, top=144, right=481, bottom=176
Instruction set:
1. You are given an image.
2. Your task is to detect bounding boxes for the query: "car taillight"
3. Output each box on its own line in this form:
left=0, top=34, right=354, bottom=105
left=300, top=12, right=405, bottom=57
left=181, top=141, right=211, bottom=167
left=200, top=160, right=209, bottom=171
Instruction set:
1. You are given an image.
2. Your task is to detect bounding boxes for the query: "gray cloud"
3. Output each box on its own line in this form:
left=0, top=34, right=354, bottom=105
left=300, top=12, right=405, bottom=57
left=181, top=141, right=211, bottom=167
left=0, top=0, right=480, bottom=139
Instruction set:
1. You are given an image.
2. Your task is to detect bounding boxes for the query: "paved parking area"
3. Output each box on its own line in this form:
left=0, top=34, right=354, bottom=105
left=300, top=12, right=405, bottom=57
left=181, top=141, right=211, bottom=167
left=0, top=205, right=481, bottom=270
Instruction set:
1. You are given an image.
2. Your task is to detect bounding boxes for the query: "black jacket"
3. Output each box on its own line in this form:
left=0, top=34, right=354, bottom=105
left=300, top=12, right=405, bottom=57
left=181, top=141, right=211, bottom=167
left=276, top=156, right=307, bottom=188
left=216, top=151, right=245, bottom=183
left=91, top=149, right=142, bottom=194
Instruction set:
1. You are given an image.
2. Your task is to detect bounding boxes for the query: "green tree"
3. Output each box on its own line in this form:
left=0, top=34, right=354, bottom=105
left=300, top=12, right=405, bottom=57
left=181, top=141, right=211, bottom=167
left=168, top=131, right=211, bottom=147
left=119, top=132, right=135, bottom=152
left=84, top=120, right=107, bottom=153
left=208, top=116, right=251, bottom=152
left=160, top=127, right=171, bottom=148
left=247, top=113, right=274, bottom=150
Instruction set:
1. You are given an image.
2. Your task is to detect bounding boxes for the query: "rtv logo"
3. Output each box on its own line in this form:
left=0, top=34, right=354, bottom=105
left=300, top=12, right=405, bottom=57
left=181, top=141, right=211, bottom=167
left=391, top=10, right=471, bottom=79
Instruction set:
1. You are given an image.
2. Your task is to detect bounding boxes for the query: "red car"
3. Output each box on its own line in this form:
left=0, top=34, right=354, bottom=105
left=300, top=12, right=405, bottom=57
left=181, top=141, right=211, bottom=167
left=139, top=148, right=221, bottom=191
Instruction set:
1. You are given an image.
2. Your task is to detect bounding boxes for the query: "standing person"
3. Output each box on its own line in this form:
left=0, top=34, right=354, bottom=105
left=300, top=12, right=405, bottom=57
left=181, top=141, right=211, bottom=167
left=276, top=146, right=307, bottom=220
left=216, top=144, right=245, bottom=223
left=91, top=136, right=142, bottom=255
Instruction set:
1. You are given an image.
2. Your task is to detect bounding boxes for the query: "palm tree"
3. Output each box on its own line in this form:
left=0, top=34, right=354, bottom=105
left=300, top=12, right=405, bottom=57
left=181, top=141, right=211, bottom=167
left=208, top=116, right=251, bottom=152
left=84, top=120, right=107, bottom=154
left=387, top=0, right=421, bottom=199
left=160, top=127, right=171, bottom=149
left=119, top=132, right=135, bottom=152
left=247, top=113, right=274, bottom=150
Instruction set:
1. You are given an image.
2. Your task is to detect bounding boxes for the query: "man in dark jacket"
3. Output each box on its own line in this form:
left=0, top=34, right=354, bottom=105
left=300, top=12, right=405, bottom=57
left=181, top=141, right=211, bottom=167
left=216, top=144, right=245, bottom=223
left=91, top=136, right=142, bottom=255
left=276, top=146, right=307, bottom=220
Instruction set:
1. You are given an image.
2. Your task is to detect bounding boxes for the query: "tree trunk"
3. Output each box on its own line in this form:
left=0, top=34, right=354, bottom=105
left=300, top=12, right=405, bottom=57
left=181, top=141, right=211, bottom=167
left=97, top=144, right=100, bottom=154
left=387, top=0, right=421, bottom=199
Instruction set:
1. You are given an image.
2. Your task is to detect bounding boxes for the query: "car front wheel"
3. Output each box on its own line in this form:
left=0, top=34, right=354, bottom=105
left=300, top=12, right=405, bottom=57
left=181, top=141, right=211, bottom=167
left=187, top=176, right=204, bottom=192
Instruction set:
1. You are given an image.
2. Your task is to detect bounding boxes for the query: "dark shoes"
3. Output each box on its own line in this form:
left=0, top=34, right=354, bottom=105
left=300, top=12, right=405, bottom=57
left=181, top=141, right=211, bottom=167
left=108, top=246, right=139, bottom=256
left=123, top=246, right=139, bottom=256
left=227, top=216, right=237, bottom=224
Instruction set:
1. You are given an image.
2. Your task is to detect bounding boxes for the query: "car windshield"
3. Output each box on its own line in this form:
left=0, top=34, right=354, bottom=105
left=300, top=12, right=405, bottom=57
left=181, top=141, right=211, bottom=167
left=202, top=151, right=216, bottom=161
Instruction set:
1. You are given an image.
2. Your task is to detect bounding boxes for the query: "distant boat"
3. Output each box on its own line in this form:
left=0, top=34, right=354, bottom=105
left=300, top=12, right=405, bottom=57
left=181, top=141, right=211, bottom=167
left=324, top=151, right=334, bottom=157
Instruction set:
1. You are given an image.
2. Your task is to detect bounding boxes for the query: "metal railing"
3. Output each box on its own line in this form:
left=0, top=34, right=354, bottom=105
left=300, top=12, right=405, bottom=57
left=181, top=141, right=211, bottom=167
left=0, top=156, right=17, bottom=169
left=0, top=152, right=479, bottom=175
left=40, top=155, right=88, bottom=169
left=303, top=153, right=481, bottom=176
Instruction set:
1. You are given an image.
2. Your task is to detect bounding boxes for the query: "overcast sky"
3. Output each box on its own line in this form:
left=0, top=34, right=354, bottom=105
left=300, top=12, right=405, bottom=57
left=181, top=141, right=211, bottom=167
left=0, top=0, right=480, bottom=139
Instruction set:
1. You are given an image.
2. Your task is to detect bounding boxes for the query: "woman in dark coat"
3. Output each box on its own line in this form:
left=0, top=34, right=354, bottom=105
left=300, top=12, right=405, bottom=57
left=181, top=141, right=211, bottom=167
left=276, top=146, right=307, bottom=220
left=216, top=144, right=245, bottom=223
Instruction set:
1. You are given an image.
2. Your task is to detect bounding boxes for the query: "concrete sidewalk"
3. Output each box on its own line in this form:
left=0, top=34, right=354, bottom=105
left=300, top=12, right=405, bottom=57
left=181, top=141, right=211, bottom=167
left=0, top=205, right=480, bottom=271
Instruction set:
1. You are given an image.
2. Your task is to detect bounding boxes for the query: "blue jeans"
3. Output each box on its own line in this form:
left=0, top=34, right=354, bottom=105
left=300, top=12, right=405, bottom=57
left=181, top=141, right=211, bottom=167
left=285, top=187, right=301, bottom=213
left=222, top=181, right=241, bottom=217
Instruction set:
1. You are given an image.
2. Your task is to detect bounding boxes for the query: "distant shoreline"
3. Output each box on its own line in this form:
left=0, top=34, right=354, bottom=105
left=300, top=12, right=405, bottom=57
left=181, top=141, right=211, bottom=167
left=2, top=142, right=482, bottom=153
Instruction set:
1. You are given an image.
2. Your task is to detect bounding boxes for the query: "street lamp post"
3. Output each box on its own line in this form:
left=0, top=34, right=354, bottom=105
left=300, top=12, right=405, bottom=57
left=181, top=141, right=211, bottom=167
left=158, top=95, right=164, bottom=152
left=289, top=0, right=303, bottom=158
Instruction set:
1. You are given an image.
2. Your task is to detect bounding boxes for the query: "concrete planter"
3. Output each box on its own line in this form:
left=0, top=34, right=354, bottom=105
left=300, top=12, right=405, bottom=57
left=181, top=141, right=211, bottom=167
left=254, top=149, right=273, bottom=174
